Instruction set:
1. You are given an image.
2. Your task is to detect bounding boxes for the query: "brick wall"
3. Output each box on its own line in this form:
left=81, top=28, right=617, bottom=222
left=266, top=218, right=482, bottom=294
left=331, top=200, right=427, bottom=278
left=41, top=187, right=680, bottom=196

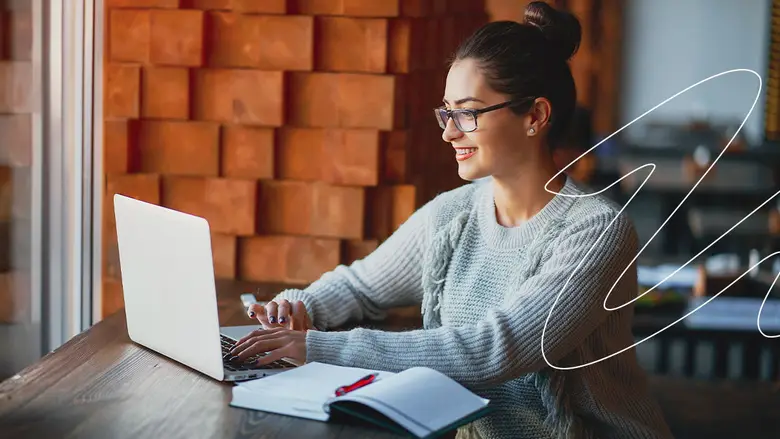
left=0, top=0, right=32, bottom=323
left=101, top=0, right=488, bottom=317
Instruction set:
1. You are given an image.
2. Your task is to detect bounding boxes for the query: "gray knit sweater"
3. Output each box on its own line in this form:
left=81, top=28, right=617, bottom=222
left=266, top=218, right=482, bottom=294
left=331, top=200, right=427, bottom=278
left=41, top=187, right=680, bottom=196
left=273, top=176, right=674, bottom=439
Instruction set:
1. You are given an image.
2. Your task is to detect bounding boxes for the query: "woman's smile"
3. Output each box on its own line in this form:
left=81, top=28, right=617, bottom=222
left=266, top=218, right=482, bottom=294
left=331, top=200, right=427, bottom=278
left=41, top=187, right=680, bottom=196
left=454, top=146, right=477, bottom=161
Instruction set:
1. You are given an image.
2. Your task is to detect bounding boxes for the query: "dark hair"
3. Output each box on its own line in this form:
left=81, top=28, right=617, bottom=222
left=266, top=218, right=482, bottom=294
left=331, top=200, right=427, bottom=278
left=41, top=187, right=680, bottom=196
left=452, top=1, right=582, bottom=147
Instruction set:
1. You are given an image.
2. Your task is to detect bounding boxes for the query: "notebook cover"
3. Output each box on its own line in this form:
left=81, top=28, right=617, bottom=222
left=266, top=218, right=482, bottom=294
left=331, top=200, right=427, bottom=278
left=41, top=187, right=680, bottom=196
left=329, top=400, right=493, bottom=438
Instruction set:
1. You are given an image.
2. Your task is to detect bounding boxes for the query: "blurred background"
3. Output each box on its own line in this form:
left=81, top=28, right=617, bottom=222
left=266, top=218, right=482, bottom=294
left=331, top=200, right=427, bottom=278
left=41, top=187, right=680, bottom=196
left=2, top=0, right=780, bottom=398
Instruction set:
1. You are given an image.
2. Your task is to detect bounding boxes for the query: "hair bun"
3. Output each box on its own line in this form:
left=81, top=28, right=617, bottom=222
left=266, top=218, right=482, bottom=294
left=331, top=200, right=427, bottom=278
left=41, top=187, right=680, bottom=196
left=523, top=1, right=582, bottom=61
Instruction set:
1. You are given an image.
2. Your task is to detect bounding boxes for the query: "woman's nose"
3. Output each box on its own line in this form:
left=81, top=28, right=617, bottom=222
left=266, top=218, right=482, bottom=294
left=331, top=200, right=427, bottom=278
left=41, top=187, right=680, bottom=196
left=441, top=118, right=463, bottom=143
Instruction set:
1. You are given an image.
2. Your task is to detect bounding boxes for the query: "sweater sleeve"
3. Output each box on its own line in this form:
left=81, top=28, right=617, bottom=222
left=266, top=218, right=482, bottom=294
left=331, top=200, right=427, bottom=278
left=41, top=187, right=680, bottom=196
left=271, top=199, right=435, bottom=330
left=303, top=210, right=639, bottom=389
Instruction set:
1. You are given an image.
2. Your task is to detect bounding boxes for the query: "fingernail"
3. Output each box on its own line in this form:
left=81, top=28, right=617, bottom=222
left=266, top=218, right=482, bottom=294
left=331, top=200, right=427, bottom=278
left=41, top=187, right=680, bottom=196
left=249, top=311, right=255, bottom=318
left=229, top=356, right=239, bottom=362
left=269, top=316, right=276, bottom=323
left=279, top=316, right=286, bottom=324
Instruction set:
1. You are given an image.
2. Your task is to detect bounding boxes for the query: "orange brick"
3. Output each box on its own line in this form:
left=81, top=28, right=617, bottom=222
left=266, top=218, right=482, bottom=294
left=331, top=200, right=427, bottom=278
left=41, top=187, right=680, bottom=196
left=388, top=18, right=425, bottom=73
left=105, top=63, right=140, bottom=118
left=0, top=271, right=31, bottom=323
left=238, top=236, right=340, bottom=284
left=211, top=232, right=236, bottom=279
left=183, top=0, right=287, bottom=13
left=321, top=130, right=380, bottom=186
left=339, top=73, right=404, bottom=129
left=141, top=67, right=189, bottom=119
left=277, top=128, right=379, bottom=186
left=2, top=7, right=32, bottom=61
left=0, top=61, right=32, bottom=113
left=0, top=114, right=31, bottom=167
left=257, top=181, right=364, bottom=239
left=400, top=0, right=431, bottom=17
left=137, top=121, right=220, bottom=176
left=311, top=183, right=365, bottom=239
left=366, top=184, right=416, bottom=240
left=257, top=180, right=312, bottom=236
left=149, top=9, right=204, bottom=66
left=206, top=12, right=313, bottom=70
left=162, top=177, right=257, bottom=236
left=102, top=278, right=124, bottom=319
left=288, top=73, right=400, bottom=129
left=107, top=0, right=180, bottom=7
left=315, top=17, right=387, bottom=73
left=276, top=129, right=321, bottom=182
left=220, top=126, right=274, bottom=179
left=104, top=120, right=132, bottom=174
left=286, top=73, right=338, bottom=127
left=193, top=69, right=284, bottom=126
left=342, top=239, right=378, bottom=265
left=381, top=130, right=408, bottom=183
left=109, top=9, right=149, bottom=63
left=291, top=0, right=399, bottom=17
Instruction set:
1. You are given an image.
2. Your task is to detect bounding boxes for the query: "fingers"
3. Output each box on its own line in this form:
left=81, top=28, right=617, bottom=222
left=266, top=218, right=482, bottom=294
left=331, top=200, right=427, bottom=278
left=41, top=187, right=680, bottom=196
left=232, top=332, right=288, bottom=361
left=277, top=299, right=292, bottom=326
left=291, top=300, right=307, bottom=331
left=234, top=326, right=281, bottom=348
left=253, top=345, right=292, bottom=367
left=247, top=303, right=272, bottom=328
left=265, top=301, right=279, bottom=325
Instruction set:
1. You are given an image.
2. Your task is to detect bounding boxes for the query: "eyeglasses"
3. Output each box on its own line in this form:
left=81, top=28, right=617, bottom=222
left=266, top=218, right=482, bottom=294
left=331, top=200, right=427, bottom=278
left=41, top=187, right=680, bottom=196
left=434, top=99, right=534, bottom=133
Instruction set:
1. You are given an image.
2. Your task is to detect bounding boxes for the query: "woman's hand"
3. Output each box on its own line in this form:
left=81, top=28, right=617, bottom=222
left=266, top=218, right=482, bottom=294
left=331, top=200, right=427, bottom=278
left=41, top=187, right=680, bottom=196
left=229, top=327, right=307, bottom=366
left=248, top=299, right=313, bottom=331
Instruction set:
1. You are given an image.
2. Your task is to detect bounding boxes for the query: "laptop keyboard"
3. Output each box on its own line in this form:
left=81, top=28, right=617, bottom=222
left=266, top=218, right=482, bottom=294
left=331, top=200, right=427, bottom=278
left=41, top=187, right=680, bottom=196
left=220, top=334, right=296, bottom=371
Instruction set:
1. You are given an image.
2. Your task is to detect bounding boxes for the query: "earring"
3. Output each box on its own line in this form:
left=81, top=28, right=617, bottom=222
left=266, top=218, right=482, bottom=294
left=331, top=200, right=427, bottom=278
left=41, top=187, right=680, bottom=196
left=528, top=128, right=536, bottom=135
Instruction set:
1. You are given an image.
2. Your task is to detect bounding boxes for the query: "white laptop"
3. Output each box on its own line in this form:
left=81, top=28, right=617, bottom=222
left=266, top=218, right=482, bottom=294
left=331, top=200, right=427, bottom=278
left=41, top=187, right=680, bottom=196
left=113, top=194, right=299, bottom=382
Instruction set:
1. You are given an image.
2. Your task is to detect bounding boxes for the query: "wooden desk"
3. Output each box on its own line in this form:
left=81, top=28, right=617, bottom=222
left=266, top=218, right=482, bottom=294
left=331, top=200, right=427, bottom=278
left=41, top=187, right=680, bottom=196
left=1, top=280, right=778, bottom=438
left=0, top=280, right=414, bottom=439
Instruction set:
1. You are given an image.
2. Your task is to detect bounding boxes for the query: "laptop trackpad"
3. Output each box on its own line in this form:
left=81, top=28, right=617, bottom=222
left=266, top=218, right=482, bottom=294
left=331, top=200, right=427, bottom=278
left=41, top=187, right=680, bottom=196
left=220, top=325, right=260, bottom=341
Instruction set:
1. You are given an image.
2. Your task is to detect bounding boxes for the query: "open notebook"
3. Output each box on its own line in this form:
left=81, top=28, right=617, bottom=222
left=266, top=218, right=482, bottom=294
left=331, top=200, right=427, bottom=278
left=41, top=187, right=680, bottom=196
left=230, top=362, right=491, bottom=438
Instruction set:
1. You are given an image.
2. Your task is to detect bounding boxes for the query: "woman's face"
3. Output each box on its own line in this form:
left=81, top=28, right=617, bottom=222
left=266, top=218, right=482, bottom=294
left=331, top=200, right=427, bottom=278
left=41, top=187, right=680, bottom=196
left=440, top=58, right=547, bottom=181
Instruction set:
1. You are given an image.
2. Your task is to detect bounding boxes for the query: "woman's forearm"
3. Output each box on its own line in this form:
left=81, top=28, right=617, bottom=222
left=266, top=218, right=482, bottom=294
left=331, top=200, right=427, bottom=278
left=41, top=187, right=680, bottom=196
left=303, top=212, right=638, bottom=388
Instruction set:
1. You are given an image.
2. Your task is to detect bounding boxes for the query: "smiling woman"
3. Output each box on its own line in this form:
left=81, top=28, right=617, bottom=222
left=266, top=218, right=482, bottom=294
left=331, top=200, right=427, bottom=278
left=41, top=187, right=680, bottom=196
left=231, top=2, right=673, bottom=439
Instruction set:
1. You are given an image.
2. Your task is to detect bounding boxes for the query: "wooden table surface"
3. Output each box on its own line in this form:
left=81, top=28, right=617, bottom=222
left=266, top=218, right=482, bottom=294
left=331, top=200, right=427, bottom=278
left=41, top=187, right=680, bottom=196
left=1, top=280, right=778, bottom=438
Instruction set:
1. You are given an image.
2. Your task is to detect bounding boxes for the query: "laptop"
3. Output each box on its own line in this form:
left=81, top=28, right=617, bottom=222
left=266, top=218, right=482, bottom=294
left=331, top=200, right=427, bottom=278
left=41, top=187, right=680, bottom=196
left=113, top=194, right=299, bottom=382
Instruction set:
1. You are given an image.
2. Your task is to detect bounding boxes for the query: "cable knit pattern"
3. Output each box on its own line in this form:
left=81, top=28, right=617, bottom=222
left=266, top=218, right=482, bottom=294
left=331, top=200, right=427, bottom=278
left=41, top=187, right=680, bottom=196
left=272, top=176, right=674, bottom=439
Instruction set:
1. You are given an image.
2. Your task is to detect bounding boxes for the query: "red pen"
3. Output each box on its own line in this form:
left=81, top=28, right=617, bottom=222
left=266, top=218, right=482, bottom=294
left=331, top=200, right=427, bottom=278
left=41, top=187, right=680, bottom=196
left=334, top=373, right=378, bottom=396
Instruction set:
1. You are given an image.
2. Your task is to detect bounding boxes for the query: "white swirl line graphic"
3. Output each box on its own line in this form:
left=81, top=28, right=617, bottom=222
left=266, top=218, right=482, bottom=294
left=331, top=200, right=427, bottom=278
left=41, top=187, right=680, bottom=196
left=540, top=68, right=780, bottom=371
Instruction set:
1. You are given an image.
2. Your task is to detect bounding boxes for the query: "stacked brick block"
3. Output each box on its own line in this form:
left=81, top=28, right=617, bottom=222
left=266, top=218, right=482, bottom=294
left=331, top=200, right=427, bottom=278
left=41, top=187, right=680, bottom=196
left=102, top=0, right=488, bottom=317
left=0, top=0, right=32, bottom=323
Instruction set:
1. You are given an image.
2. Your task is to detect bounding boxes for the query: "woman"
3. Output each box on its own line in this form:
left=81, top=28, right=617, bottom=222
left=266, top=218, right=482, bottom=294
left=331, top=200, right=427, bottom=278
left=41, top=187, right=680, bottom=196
left=228, top=3, right=673, bottom=438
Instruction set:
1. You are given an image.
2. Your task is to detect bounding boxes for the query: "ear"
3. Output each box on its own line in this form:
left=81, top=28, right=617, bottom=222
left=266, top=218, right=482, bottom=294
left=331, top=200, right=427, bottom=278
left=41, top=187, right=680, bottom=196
left=525, top=97, right=553, bottom=136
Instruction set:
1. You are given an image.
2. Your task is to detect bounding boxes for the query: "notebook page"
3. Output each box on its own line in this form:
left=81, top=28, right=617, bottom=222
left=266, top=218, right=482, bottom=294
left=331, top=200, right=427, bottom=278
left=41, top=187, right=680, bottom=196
left=233, top=362, right=395, bottom=419
left=231, top=386, right=330, bottom=421
left=334, top=367, right=489, bottom=435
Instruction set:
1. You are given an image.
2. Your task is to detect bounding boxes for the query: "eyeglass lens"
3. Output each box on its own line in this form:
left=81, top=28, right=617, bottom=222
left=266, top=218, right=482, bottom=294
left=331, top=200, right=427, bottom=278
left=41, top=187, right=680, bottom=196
left=435, top=108, right=476, bottom=132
